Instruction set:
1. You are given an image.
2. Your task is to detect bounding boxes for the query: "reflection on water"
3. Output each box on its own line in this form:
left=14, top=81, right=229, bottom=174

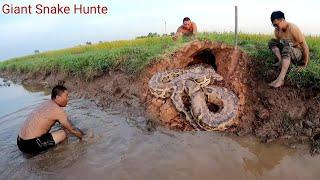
left=0, top=78, right=320, bottom=180
left=0, top=78, right=50, bottom=118
left=232, top=136, right=295, bottom=177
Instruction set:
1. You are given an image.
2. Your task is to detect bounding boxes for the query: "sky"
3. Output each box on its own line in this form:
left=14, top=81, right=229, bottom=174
left=0, top=0, right=320, bottom=61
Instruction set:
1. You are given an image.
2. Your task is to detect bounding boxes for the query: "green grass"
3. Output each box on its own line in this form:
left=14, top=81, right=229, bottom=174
left=0, top=37, right=185, bottom=79
left=0, top=32, right=319, bottom=87
left=198, top=32, right=320, bottom=88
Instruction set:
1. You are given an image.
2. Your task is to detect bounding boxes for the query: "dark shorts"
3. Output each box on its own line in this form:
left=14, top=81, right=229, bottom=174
left=17, top=133, right=56, bottom=154
left=268, top=39, right=303, bottom=65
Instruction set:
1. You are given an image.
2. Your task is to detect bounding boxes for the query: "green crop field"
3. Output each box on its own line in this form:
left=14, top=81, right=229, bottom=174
left=0, top=32, right=319, bottom=87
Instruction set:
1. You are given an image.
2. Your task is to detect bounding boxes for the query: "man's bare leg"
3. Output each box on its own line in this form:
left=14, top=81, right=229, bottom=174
left=51, top=130, right=67, bottom=144
left=271, top=47, right=282, bottom=66
left=269, top=57, right=291, bottom=88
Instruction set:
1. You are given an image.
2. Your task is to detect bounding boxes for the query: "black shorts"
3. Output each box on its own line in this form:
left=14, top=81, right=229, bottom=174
left=17, top=133, right=56, bottom=154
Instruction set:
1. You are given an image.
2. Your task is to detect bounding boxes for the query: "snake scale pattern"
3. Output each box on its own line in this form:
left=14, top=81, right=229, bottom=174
left=149, top=64, right=239, bottom=130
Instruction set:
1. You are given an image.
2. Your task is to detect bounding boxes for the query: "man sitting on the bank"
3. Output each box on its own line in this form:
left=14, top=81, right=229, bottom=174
left=268, top=11, right=309, bottom=88
left=173, top=17, right=197, bottom=41
left=17, top=85, right=84, bottom=154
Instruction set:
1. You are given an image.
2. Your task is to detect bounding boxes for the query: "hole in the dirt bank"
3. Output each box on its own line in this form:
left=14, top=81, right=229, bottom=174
left=182, top=94, right=191, bottom=111
left=207, top=102, right=222, bottom=113
left=113, top=87, right=122, bottom=95
left=313, top=133, right=320, bottom=141
left=189, top=49, right=217, bottom=70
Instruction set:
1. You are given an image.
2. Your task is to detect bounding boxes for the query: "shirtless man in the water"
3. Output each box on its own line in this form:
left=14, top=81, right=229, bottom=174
left=17, top=85, right=84, bottom=154
left=173, top=17, right=197, bottom=41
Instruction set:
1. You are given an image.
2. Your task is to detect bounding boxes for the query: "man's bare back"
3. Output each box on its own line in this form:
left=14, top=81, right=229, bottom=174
left=19, top=100, right=67, bottom=139
left=17, top=85, right=83, bottom=154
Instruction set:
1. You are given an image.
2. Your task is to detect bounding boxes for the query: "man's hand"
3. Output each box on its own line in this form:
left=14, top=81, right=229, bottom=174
left=172, top=35, right=178, bottom=41
left=293, top=65, right=306, bottom=72
left=299, top=64, right=308, bottom=70
left=74, top=127, right=85, bottom=140
left=173, top=31, right=183, bottom=41
left=76, top=128, right=85, bottom=136
left=63, top=124, right=83, bottom=140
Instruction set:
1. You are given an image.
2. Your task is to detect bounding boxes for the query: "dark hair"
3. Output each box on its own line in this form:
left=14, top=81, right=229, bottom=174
left=271, top=11, right=285, bottom=22
left=51, top=85, right=67, bottom=100
left=183, top=17, right=191, bottom=23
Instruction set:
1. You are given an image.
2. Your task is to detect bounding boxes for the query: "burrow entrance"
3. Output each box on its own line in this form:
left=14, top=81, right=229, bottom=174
left=188, top=49, right=217, bottom=70
left=143, top=41, right=240, bottom=130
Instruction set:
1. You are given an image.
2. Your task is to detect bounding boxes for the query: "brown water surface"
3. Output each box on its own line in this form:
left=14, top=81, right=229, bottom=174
left=0, top=78, right=319, bottom=180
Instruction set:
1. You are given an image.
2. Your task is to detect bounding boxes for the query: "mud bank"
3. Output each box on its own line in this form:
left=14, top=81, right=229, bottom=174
left=1, top=40, right=319, bottom=145
left=0, top=70, right=145, bottom=118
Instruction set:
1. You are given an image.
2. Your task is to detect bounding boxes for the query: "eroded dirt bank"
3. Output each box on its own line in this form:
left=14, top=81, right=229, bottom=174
left=1, top=40, right=319, bottom=145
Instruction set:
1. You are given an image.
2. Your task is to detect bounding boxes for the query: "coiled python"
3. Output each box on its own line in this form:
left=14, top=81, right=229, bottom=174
left=149, top=64, right=239, bottom=130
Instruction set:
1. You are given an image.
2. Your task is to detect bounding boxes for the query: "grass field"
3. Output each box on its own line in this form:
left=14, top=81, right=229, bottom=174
left=0, top=32, right=319, bottom=87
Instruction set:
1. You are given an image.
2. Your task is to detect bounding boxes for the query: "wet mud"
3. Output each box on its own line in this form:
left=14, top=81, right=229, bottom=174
left=0, top=92, right=319, bottom=179
left=1, top=40, right=319, bottom=146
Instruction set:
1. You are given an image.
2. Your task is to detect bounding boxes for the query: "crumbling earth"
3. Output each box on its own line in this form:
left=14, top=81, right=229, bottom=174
left=141, top=40, right=320, bottom=144
left=1, top=40, right=319, bottom=146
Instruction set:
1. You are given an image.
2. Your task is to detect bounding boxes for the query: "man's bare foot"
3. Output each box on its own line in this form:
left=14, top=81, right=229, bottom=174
left=268, top=79, right=277, bottom=87
left=268, top=79, right=284, bottom=88
left=272, top=61, right=281, bottom=67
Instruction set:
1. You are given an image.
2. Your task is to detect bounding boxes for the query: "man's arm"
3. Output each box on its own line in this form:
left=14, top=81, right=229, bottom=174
left=58, top=111, right=83, bottom=140
left=292, top=26, right=309, bottom=67
left=274, top=29, right=280, bottom=40
left=301, top=41, right=309, bottom=67
left=63, top=121, right=83, bottom=140
left=192, top=22, right=197, bottom=34
left=173, top=26, right=183, bottom=41
left=176, top=25, right=184, bottom=35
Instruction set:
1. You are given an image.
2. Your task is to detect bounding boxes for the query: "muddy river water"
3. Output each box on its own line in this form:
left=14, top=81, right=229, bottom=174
left=0, top=78, right=320, bottom=180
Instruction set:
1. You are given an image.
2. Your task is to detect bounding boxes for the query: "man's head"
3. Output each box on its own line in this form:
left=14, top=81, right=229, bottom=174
left=51, top=85, right=68, bottom=107
left=183, top=17, right=192, bottom=29
left=271, top=11, right=286, bottom=30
